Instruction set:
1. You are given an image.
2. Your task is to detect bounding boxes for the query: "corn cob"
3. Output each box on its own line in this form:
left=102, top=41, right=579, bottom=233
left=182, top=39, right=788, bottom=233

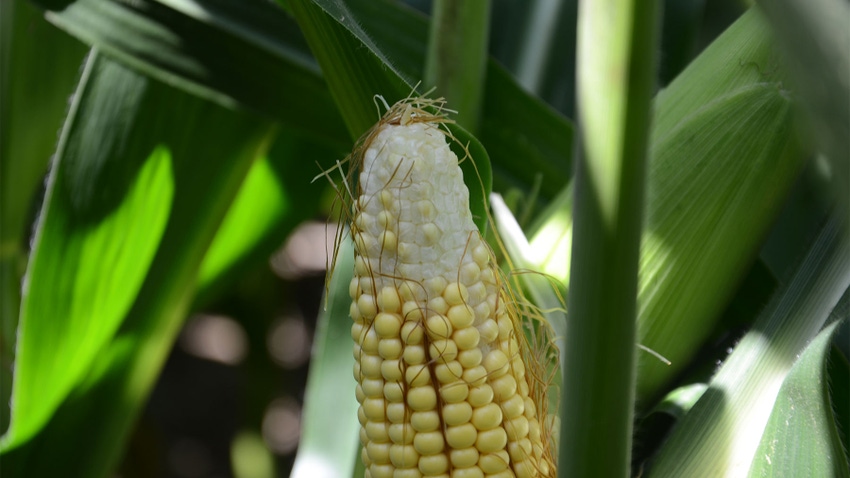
left=343, top=97, right=556, bottom=478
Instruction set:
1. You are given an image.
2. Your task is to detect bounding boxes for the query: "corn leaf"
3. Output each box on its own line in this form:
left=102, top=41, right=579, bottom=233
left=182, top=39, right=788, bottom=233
left=290, top=238, right=358, bottom=478
left=749, top=315, right=850, bottom=477
left=648, top=215, right=850, bottom=476
left=0, top=52, right=274, bottom=477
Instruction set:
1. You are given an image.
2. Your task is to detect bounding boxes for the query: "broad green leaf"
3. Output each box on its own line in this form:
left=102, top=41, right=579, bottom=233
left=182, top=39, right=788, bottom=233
left=0, top=0, right=88, bottom=435
left=36, top=0, right=349, bottom=144
left=291, top=237, right=358, bottom=478
left=749, top=316, right=850, bottom=477
left=648, top=215, right=850, bottom=477
left=1, top=52, right=274, bottom=477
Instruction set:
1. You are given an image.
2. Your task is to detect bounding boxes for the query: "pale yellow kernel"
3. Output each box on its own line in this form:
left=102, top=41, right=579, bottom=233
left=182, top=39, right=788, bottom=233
left=348, top=301, right=362, bottom=324
left=450, top=467, right=484, bottom=478
left=362, top=446, right=371, bottom=466
left=394, top=468, right=423, bottom=478
left=377, top=210, right=393, bottom=228
left=389, top=444, right=420, bottom=468
left=355, top=255, right=371, bottom=277
left=468, top=384, right=494, bottom=407
left=474, top=303, right=492, bottom=324
left=519, top=376, right=530, bottom=395
left=467, top=283, right=486, bottom=304
left=497, top=316, right=513, bottom=341
left=522, top=397, right=536, bottom=418
left=445, top=423, right=478, bottom=449
left=381, top=230, right=398, bottom=252
left=407, top=386, right=437, bottom=411
left=403, top=344, right=427, bottom=365
left=366, top=420, right=389, bottom=442
left=405, top=364, right=431, bottom=387
left=501, top=394, right=524, bottom=419
left=358, top=294, right=379, bottom=320
left=505, top=416, right=530, bottom=441
left=384, top=382, right=404, bottom=402
left=513, top=460, right=535, bottom=478
left=387, top=402, right=407, bottom=423
left=379, top=338, right=403, bottom=359
left=349, top=277, right=360, bottom=300
left=356, top=384, right=365, bottom=403
left=421, top=223, right=440, bottom=245
left=367, top=441, right=391, bottom=464
left=425, top=277, right=448, bottom=297
left=447, top=304, right=475, bottom=329
left=413, top=430, right=445, bottom=455
left=483, top=350, right=510, bottom=377
left=362, top=378, right=384, bottom=398
left=478, top=450, right=510, bottom=473
left=378, top=286, right=402, bottom=313
left=452, top=327, right=480, bottom=351
left=380, top=189, right=395, bottom=211
left=388, top=423, right=416, bottom=444
left=507, top=437, right=533, bottom=462
left=358, top=406, right=368, bottom=426
left=402, top=301, right=424, bottom=324
left=528, top=419, right=542, bottom=442
left=354, top=210, right=372, bottom=231
left=360, top=327, right=380, bottom=354
left=439, top=381, right=469, bottom=403
left=360, top=426, right=368, bottom=446
left=427, top=296, right=449, bottom=316
left=471, top=403, right=502, bottom=430
left=425, top=315, right=453, bottom=339
left=354, top=361, right=362, bottom=381
left=459, top=262, right=481, bottom=286
left=417, top=200, right=436, bottom=221
left=360, top=276, right=375, bottom=295
left=490, top=374, right=517, bottom=401
left=401, top=321, right=424, bottom=345
left=443, top=282, right=469, bottom=306
left=411, top=410, right=441, bottom=432
left=381, top=359, right=404, bottom=381
left=354, top=343, right=363, bottom=361
left=443, top=401, right=473, bottom=426
left=370, top=463, right=394, bottom=478
left=360, top=354, right=383, bottom=379
left=375, top=313, right=403, bottom=338
left=457, top=348, right=483, bottom=369
left=355, top=232, right=376, bottom=258
left=434, top=361, right=463, bottom=383
left=450, top=447, right=480, bottom=468
left=418, top=454, right=449, bottom=475
left=480, top=267, right=496, bottom=285
left=430, top=339, right=459, bottom=363
left=484, top=470, right=513, bottom=478
left=471, top=244, right=490, bottom=266
left=363, top=397, right=386, bottom=421
left=476, top=427, right=507, bottom=453
left=399, top=282, right=420, bottom=302
left=352, top=321, right=366, bottom=341
left=462, top=365, right=488, bottom=386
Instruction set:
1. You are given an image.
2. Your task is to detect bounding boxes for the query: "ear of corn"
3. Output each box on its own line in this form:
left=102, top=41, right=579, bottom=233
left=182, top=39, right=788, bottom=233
left=340, top=97, right=557, bottom=478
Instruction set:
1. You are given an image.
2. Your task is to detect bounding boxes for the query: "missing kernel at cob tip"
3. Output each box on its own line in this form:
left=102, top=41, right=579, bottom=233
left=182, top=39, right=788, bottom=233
left=320, top=93, right=560, bottom=478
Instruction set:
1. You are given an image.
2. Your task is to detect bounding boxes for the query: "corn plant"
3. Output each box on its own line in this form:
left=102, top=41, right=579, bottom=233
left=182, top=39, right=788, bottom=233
left=1, top=0, right=848, bottom=477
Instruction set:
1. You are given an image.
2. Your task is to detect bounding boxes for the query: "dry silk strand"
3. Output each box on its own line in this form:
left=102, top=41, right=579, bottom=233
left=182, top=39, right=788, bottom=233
left=341, top=95, right=557, bottom=478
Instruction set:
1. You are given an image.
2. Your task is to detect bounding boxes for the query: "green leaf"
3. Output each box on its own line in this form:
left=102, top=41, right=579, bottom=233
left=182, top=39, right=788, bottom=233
left=749, top=315, right=850, bottom=477
left=1, top=51, right=274, bottom=477
left=291, top=237, right=359, bottom=478
left=648, top=215, right=850, bottom=477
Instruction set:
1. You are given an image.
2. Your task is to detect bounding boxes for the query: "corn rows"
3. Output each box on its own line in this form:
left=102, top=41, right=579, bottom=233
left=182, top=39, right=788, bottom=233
left=345, top=99, right=555, bottom=478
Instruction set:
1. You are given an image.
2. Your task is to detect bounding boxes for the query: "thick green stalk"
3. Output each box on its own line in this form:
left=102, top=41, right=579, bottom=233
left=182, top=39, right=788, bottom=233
left=559, top=0, right=659, bottom=476
left=424, top=0, right=490, bottom=132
